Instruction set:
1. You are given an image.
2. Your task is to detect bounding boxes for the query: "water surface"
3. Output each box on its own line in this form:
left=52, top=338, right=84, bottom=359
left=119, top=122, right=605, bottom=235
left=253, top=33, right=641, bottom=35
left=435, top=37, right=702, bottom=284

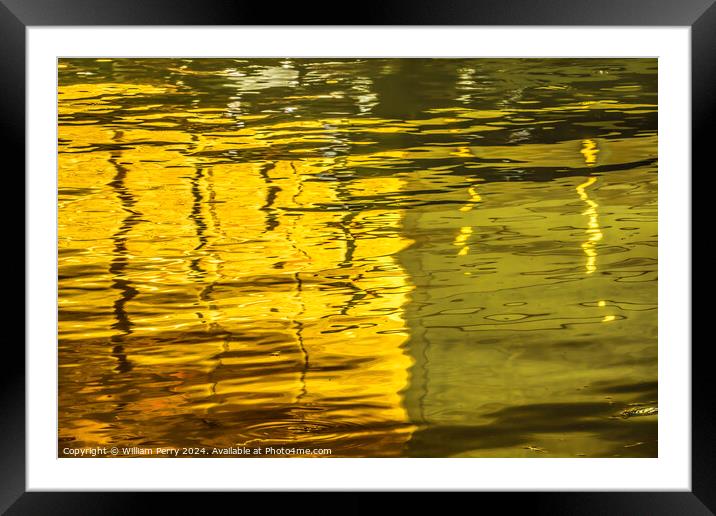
left=58, top=58, right=657, bottom=457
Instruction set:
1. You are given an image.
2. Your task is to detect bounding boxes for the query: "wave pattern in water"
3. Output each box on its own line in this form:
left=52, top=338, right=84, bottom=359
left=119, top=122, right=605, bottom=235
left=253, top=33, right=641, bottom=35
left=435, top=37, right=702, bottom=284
left=58, top=58, right=657, bottom=457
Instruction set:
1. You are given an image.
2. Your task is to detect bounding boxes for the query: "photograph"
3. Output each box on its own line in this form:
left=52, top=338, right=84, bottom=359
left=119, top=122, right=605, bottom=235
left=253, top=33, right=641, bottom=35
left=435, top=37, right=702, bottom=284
left=57, top=57, right=658, bottom=459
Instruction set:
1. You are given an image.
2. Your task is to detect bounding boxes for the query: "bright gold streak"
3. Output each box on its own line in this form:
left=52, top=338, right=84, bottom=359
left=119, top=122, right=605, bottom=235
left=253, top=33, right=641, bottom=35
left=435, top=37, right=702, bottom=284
left=576, top=176, right=603, bottom=274
left=454, top=225, right=473, bottom=256
left=580, top=138, right=599, bottom=166
left=459, top=185, right=482, bottom=213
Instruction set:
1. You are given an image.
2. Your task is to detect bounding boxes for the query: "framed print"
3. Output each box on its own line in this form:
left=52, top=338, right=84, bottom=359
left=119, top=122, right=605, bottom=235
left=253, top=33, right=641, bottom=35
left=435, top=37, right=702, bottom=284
left=6, top=0, right=710, bottom=512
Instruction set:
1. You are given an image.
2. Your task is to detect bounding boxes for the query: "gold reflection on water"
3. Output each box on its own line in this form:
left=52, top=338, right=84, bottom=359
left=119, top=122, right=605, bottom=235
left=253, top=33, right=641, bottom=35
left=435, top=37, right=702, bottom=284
left=454, top=185, right=481, bottom=256
left=453, top=226, right=473, bottom=256
left=576, top=176, right=603, bottom=275
left=59, top=122, right=416, bottom=453
left=459, top=185, right=482, bottom=213
left=580, top=138, right=600, bottom=166
left=577, top=139, right=603, bottom=275
left=58, top=58, right=658, bottom=458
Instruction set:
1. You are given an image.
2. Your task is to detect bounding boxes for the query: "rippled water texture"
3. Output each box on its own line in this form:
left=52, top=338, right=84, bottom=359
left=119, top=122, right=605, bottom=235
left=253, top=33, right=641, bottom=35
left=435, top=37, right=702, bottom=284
left=58, top=58, right=657, bottom=457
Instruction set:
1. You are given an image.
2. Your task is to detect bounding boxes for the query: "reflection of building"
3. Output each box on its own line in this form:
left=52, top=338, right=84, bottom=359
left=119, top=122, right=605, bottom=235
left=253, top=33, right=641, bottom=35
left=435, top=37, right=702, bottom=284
left=58, top=112, right=416, bottom=455
left=190, top=158, right=415, bottom=449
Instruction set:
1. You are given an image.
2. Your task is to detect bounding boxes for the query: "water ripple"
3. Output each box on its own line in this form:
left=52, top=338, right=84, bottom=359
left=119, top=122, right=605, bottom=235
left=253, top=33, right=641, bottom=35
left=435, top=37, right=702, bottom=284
left=58, top=58, right=657, bottom=458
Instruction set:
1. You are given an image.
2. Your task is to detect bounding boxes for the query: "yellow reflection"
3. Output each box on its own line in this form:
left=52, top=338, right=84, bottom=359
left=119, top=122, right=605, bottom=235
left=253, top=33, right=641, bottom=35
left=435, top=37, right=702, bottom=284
left=576, top=176, right=603, bottom=274
left=58, top=87, right=418, bottom=453
left=459, top=185, right=482, bottom=213
left=453, top=226, right=473, bottom=256
left=580, top=139, right=599, bottom=165
left=58, top=59, right=658, bottom=458
left=455, top=184, right=481, bottom=257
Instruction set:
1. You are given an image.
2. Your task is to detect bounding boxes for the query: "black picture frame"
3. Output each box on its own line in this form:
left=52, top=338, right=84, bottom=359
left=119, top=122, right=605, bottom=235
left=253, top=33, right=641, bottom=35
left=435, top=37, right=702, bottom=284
left=5, top=0, right=709, bottom=513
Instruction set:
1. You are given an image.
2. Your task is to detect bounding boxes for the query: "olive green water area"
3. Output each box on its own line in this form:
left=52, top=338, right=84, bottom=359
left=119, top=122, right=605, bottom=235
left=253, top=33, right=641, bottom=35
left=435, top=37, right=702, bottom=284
left=58, top=58, right=657, bottom=457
